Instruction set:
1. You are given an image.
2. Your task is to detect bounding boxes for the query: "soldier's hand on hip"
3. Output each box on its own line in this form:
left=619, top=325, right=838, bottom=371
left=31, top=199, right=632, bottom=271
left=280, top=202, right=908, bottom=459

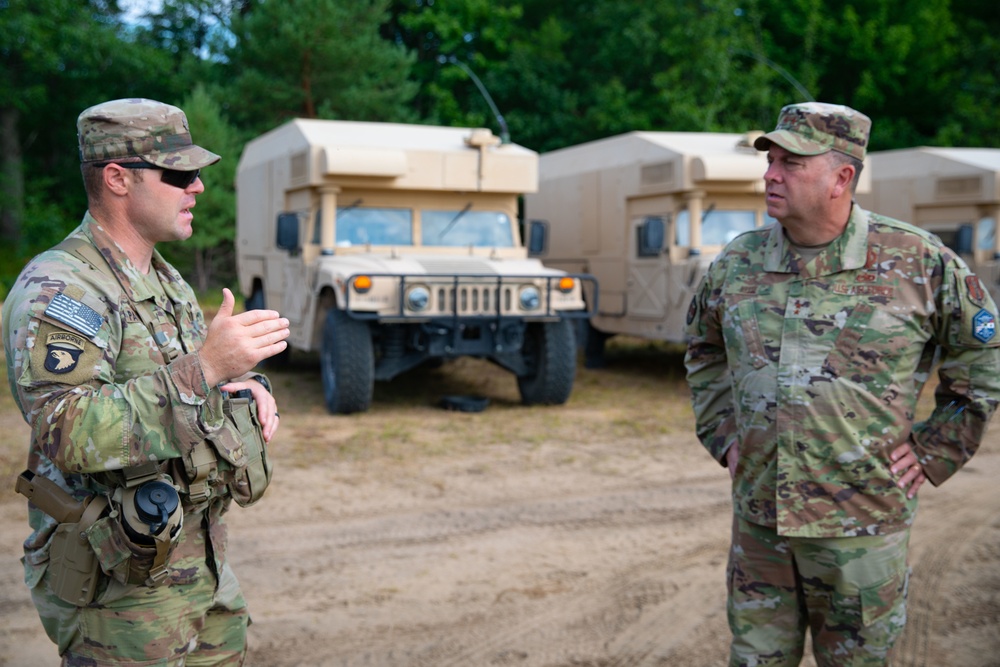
left=200, top=288, right=290, bottom=387
left=725, top=443, right=740, bottom=479
left=889, top=441, right=927, bottom=499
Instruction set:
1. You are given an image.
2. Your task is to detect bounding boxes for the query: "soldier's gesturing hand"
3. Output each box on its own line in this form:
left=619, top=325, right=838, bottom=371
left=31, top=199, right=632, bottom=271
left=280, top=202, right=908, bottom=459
left=199, top=288, right=290, bottom=388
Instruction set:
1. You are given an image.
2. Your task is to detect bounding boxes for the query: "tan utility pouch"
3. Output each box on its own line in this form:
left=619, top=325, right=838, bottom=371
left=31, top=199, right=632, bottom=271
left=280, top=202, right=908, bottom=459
left=86, top=468, right=182, bottom=589
left=222, top=393, right=272, bottom=507
left=48, top=495, right=108, bottom=606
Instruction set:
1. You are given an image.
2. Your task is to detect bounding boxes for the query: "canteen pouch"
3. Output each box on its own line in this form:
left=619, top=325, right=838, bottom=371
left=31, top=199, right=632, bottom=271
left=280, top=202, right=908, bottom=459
left=86, top=512, right=169, bottom=587
left=86, top=476, right=182, bottom=588
left=48, top=521, right=101, bottom=606
left=221, top=391, right=272, bottom=507
left=87, top=514, right=157, bottom=586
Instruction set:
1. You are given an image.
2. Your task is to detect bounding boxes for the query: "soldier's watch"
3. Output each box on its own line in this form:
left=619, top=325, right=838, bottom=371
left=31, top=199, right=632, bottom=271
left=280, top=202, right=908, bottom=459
left=252, top=373, right=272, bottom=394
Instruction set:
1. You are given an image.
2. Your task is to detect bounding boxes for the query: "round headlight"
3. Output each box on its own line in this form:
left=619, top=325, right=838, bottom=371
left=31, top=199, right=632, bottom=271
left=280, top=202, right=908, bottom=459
left=406, top=286, right=430, bottom=311
left=519, top=286, right=540, bottom=310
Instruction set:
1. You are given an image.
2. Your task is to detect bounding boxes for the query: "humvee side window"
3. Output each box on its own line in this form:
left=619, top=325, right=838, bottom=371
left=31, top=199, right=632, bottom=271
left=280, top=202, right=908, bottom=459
left=676, top=210, right=690, bottom=246
left=637, top=216, right=664, bottom=257
left=335, top=207, right=413, bottom=246
left=930, top=224, right=973, bottom=255
left=421, top=209, right=514, bottom=247
left=977, top=217, right=996, bottom=251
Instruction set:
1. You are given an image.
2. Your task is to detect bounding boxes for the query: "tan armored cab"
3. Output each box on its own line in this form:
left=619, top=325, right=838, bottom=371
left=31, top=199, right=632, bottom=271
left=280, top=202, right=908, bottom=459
left=236, top=120, right=593, bottom=413
left=525, top=131, right=801, bottom=365
left=856, top=147, right=1000, bottom=302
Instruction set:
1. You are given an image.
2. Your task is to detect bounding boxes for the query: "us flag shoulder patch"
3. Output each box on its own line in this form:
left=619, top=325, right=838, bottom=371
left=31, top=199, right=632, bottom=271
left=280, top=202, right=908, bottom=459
left=44, top=292, right=104, bottom=338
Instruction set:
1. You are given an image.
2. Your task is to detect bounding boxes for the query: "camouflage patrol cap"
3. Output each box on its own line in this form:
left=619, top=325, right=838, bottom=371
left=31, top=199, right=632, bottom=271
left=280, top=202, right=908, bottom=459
left=753, top=102, right=871, bottom=161
left=77, top=98, right=220, bottom=170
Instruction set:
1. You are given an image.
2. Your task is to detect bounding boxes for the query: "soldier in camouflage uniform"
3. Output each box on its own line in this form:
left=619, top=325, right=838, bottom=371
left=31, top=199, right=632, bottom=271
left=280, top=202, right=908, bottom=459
left=2, top=98, right=290, bottom=665
left=685, top=102, right=1000, bottom=666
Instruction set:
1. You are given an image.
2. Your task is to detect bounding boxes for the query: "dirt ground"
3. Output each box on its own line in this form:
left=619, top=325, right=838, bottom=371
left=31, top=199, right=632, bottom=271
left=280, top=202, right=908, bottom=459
left=1, top=344, right=999, bottom=667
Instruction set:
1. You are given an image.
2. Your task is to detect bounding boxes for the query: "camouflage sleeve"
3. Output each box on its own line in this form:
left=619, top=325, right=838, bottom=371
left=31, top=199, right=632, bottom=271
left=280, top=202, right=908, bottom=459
left=2, top=255, right=218, bottom=475
left=914, top=256, right=1000, bottom=486
left=684, top=268, right=736, bottom=466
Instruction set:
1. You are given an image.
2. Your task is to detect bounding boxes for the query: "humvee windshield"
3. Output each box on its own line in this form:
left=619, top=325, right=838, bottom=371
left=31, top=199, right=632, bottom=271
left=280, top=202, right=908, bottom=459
left=675, top=209, right=758, bottom=247
left=335, top=207, right=413, bottom=246
left=422, top=209, right=514, bottom=247
left=330, top=206, right=514, bottom=248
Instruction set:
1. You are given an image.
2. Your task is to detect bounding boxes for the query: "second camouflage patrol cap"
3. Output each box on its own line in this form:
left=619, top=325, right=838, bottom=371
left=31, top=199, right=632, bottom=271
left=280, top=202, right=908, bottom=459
left=753, top=102, right=871, bottom=161
left=77, top=98, right=220, bottom=170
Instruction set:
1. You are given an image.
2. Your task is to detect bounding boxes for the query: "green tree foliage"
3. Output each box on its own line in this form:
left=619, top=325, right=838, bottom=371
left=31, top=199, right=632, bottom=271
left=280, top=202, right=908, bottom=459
left=0, top=0, right=172, bottom=291
left=747, top=0, right=960, bottom=150
left=223, top=0, right=418, bottom=133
left=937, top=0, right=1000, bottom=147
left=157, top=84, right=242, bottom=292
left=385, top=0, right=521, bottom=134
left=389, top=0, right=798, bottom=152
left=2, top=0, right=999, bottom=296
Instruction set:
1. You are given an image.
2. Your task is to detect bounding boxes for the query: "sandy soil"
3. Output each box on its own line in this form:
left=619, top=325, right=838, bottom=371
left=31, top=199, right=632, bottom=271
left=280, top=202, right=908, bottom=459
left=1, top=354, right=998, bottom=667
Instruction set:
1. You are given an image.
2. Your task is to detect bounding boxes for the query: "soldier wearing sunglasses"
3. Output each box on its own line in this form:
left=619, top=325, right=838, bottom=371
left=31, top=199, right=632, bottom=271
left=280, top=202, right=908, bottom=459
left=2, top=98, right=291, bottom=664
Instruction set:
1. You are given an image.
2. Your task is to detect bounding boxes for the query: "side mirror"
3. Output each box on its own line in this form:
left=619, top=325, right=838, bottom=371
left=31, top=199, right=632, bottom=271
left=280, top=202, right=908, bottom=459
left=638, top=216, right=664, bottom=257
left=276, top=212, right=300, bottom=251
left=527, top=220, right=548, bottom=256
left=955, top=224, right=973, bottom=255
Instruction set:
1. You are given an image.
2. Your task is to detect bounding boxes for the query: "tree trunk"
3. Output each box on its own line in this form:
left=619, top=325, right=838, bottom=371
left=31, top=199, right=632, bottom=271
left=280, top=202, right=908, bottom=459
left=0, top=106, right=24, bottom=244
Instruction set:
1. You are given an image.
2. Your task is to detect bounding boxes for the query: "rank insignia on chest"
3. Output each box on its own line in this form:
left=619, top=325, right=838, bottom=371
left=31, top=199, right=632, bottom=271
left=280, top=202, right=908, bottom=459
left=44, top=332, right=86, bottom=374
left=973, top=309, right=996, bottom=343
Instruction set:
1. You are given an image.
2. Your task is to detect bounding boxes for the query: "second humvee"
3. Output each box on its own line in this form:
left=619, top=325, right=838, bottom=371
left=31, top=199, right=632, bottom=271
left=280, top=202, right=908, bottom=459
left=856, top=147, right=1000, bottom=303
left=524, top=131, right=839, bottom=366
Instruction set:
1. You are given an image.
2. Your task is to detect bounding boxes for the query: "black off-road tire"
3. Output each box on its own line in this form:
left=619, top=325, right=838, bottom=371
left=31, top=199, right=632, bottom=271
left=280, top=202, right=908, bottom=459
left=320, top=309, right=374, bottom=414
left=517, top=318, right=576, bottom=405
left=244, top=287, right=291, bottom=368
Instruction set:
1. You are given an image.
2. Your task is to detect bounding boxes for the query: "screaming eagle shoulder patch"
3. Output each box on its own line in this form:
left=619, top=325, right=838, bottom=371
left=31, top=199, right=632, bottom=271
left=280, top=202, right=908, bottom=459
left=44, top=332, right=86, bottom=374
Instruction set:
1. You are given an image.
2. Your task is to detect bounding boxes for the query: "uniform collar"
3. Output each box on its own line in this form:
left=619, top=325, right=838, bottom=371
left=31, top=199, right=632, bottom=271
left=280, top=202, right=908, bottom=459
left=763, top=203, right=871, bottom=276
left=79, top=212, right=183, bottom=304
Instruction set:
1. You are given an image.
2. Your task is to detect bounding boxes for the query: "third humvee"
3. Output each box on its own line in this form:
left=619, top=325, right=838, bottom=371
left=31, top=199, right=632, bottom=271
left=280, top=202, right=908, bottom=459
left=236, top=120, right=593, bottom=414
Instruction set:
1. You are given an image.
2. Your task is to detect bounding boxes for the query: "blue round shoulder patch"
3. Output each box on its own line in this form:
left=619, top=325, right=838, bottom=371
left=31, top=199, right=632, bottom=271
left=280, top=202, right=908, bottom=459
left=973, top=309, right=996, bottom=343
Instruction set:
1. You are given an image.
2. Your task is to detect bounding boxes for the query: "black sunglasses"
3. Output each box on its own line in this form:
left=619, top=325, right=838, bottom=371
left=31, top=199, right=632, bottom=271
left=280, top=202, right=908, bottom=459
left=93, top=161, right=201, bottom=190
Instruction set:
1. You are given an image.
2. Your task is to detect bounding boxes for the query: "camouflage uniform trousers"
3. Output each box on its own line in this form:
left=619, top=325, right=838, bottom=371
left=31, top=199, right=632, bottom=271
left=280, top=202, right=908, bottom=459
left=728, top=515, right=910, bottom=667
left=29, top=510, right=249, bottom=666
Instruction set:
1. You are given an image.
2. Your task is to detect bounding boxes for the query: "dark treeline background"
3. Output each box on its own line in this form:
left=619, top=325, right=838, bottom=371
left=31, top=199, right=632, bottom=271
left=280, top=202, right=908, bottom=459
left=2, top=0, right=998, bottom=296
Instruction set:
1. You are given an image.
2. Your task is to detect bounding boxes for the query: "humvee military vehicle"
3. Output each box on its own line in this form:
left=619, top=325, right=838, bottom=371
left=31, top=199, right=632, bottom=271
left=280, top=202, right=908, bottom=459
left=856, top=147, right=1000, bottom=302
left=236, top=120, right=593, bottom=414
left=524, top=130, right=871, bottom=366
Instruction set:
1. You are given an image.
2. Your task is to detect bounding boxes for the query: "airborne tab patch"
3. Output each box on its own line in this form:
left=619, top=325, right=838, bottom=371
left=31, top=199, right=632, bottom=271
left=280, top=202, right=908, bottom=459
left=973, top=309, right=996, bottom=343
left=44, top=292, right=104, bottom=338
left=44, top=332, right=86, bottom=374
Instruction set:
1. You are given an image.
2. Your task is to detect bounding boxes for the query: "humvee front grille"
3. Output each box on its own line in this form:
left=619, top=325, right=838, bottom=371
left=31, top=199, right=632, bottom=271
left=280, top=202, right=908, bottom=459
left=344, top=273, right=596, bottom=321
left=439, top=284, right=515, bottom=314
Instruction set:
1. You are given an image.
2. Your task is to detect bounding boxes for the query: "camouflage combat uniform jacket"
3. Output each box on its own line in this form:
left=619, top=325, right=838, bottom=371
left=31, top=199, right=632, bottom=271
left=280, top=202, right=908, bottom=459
left=685, top=204, right=1000, bottom=538
left=3, top=213, right=252, bottom=594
